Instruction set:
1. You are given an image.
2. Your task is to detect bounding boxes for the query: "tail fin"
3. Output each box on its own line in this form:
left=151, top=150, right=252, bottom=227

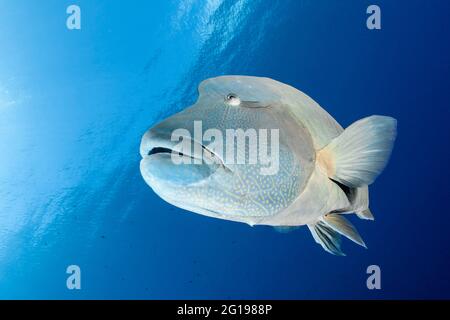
left=317, top=115, right=397, bottom=188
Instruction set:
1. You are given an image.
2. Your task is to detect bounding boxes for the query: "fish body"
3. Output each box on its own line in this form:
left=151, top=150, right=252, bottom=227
left=140, top=76, right=396, bottom=255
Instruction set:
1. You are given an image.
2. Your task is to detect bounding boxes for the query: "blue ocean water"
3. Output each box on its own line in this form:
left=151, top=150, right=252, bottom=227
left=0, top=0, right=449, bottom=299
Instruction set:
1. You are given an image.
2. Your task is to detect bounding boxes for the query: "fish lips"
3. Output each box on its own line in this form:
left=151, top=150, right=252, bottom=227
left=139, top=128, right=223, bottom=188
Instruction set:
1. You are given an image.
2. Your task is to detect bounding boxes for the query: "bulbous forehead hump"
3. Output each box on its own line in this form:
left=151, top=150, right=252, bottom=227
left=198, top=76, right=283, bottom=104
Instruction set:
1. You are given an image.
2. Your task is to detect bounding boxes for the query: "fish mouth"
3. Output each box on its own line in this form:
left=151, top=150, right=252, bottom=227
left=147, top=146, right=194, bottom=161
left=140, top=130, right=225, bottom=167
left=140, top=127, right=229, bottom=187
left=146, top=145, right=226, bottom=167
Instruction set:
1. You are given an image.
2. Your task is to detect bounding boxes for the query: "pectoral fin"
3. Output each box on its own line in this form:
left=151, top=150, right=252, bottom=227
left=317, top=115, right=397, bottom=188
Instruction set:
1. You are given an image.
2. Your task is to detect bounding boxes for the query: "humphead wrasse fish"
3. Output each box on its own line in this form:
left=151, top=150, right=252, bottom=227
left=140, top=76, right=397, bottom=255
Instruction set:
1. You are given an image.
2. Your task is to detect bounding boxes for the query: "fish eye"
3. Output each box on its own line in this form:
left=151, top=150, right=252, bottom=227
left=226, top=93, right=236, bottom=100
left=225, top=93, right=241, bottom=106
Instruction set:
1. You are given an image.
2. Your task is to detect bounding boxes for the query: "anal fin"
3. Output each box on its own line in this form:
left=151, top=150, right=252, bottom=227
left=307, top=221, right=345, bottom=256
left=357, top=208, right=374, bottom=220
left=322, top=214, right=366, bottom=248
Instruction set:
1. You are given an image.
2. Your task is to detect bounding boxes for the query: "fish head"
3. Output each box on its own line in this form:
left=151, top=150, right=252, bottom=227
left=140, top=76, right=314, bottom=223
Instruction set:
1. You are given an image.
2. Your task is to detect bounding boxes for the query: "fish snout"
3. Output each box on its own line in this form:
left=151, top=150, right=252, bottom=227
left=139, top=121, right=222, bottom=189
left=140, top=127, right=171, bottom=159
left=140, top=110, right=196, bottom=158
